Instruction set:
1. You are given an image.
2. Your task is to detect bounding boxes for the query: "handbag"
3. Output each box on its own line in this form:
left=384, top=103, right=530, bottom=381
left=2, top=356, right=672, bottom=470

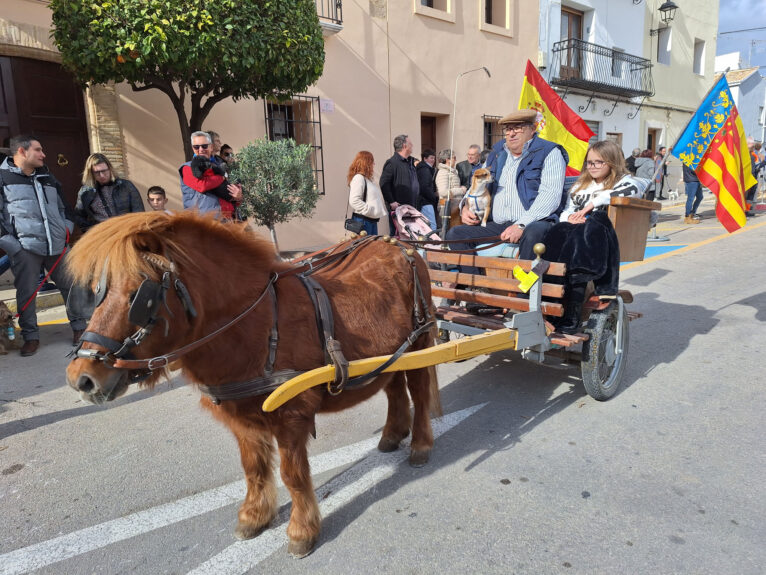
left=344, top=177, right=367, bottom=233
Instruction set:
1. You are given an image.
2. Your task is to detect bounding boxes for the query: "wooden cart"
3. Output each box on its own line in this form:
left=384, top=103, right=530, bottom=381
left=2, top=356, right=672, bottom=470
left=262, top=197, right=659, bottom=411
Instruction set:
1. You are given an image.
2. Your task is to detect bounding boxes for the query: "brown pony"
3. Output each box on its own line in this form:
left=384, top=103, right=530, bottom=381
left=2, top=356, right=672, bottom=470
left=64, top=211, right=440, bottom=557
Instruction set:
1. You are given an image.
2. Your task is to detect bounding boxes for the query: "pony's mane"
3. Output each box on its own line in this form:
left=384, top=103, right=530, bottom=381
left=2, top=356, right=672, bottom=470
left=67, top=211, right=280, bottom=286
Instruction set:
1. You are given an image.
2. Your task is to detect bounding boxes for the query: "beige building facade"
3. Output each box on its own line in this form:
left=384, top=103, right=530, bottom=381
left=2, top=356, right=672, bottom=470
left=1, top=0, right=539, bottom=251
left=641, top=0, right=720, bottom=184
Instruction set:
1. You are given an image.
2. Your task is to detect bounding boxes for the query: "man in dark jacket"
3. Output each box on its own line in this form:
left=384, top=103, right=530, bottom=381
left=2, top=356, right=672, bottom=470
left=0, top=135, right=87, bottom=356
left=379, top=134, right=420, bottom=209
left=446, top=109, right=567, bottom=266
left=416, top=148, right=439, bottom=229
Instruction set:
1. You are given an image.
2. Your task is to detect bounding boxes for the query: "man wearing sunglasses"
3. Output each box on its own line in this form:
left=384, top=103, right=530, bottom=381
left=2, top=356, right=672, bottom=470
left=179, top=131, right=242, bottom=219
left=446, top=109, right=568, bottom=266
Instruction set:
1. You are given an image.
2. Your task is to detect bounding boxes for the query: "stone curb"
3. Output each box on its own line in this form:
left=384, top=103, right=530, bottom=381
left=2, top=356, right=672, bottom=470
left=2, top=290, right=65, bottom=314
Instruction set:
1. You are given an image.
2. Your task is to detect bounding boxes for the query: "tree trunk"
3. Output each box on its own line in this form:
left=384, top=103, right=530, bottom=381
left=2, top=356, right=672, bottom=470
left=268, top=225, right=282, bottom=258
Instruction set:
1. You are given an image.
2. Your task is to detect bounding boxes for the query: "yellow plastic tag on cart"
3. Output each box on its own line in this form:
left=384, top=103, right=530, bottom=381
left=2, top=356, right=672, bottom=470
left=512, top=265, right=538, bottom=293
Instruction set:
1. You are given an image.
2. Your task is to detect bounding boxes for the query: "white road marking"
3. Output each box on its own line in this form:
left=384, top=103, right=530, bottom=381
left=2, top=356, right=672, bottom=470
left=187, top=403, right=488, bottom=575
left=0, top=404, right=486, bottom=575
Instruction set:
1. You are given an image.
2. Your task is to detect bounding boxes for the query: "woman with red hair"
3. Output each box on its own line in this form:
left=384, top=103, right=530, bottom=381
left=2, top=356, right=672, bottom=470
left=346, top=151, right=387, bottom=235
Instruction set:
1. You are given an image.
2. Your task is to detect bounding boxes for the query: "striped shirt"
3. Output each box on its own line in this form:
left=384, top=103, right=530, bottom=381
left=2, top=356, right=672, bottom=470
left=492, top=140, right=566, bottom=227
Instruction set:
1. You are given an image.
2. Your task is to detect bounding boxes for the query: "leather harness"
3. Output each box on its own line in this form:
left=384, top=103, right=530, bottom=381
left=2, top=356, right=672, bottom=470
left=72, top=235, right=435, bottom=405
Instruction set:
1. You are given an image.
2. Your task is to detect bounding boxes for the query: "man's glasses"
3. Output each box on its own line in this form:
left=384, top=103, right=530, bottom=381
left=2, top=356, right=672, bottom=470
left=192, top=144, right=210, bottom=150
left=504, top=125, right=531, bottom=134
left=92, top=168, right=110, bottom=175
left=586, top=160, right=607, bottom=168
left=221, top=152, right=232, bottom=158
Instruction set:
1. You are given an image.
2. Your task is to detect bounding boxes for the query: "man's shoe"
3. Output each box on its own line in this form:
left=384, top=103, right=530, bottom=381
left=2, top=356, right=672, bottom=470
left=657, top=196, right=667, bottom=200
left=684, top=215, right=701, bottom=224
left=72, top=329, right=84, bottom=345
left=20, top=340, right=39, bottom=357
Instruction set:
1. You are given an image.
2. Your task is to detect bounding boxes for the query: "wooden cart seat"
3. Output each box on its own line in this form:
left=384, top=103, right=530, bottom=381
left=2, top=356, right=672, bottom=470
left=426, top=250, right=637, bottom=349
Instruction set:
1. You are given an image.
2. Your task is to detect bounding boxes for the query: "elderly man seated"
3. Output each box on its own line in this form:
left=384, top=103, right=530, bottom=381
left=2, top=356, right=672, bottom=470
left=446, top=109, right=568, bottom=273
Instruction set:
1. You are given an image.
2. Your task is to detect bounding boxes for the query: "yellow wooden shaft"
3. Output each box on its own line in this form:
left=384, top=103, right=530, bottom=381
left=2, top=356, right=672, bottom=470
left=262, top=328, right=517, bottom=412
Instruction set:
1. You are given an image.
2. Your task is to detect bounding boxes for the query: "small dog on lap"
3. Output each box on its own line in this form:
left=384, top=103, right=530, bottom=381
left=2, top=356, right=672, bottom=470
left=0, top=301, right=20, bottom=354
left=465, top=168, right=493, bottom=226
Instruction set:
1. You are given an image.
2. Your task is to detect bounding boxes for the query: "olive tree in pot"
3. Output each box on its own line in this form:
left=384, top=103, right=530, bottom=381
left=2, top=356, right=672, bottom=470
left=230, top=138, right=320, bottom=255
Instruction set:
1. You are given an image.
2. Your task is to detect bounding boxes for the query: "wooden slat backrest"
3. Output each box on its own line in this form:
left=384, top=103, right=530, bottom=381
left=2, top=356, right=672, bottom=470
left=431, top=285, right=564, bottom=317
left=424, top=251, right=566, bottom=276
left=429, top=269, right=564, bottom=299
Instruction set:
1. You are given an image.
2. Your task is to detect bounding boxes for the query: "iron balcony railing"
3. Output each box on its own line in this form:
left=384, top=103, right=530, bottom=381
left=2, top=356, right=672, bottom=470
left=549, top=38, right=654, bottom=99
left=316, top=0, right=343, bottom=26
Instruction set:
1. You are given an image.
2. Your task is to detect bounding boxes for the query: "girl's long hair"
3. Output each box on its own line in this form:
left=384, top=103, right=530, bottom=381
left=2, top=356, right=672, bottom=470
left=346, top=151, right=374, bottom=185
left=572, top=140, right=627, bottom=194
left=81, top=153, right=118, bottom=188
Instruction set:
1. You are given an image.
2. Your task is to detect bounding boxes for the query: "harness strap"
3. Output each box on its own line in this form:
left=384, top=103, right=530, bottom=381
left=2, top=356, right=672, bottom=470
left=75, top=331, right=129, bottom=360
left=264, top=283, right=278, bottom=376
left=197, top=369, right=306, bottom=405
left=344, top=320, right=435, bottom=389
left=299, top=275, right=349, bottom=394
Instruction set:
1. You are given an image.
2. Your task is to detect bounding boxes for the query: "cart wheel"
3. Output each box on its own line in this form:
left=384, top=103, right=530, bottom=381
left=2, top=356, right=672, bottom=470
left=580, top=300, right=628, bottom=401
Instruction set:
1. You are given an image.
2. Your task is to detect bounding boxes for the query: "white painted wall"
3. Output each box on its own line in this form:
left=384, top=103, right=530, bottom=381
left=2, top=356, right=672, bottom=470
left=538, top=0, right=646, bottom=158
left=732, top=74, right=766, bottom=142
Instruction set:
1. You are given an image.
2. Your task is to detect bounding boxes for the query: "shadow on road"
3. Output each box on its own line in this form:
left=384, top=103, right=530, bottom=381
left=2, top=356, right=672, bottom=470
left=0, top=378, right=183, bottom=440
left=725, top=291, right=766, bottom=323
left=310, top=290, right=722, bottom=552
left=313, top=348, right=587, bottom=550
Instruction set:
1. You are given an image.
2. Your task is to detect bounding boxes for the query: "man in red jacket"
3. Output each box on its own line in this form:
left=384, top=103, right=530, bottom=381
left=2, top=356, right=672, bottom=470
left=179, top=131, right=242, bottom=219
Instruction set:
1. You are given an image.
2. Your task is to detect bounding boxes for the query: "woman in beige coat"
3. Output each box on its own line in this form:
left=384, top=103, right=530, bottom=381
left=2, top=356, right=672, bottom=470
left=434, top=148, right=466, bottom=221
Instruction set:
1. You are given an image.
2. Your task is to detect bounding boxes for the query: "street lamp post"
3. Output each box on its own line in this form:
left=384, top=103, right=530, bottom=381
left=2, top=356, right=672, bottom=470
left=441, top=66, right=491, bottom=239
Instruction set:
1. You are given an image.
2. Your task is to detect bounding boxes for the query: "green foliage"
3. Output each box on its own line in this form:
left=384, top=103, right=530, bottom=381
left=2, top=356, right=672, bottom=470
left=49, top=0, right=325, bottom=101
left=230, top=138, right=320, bottom=231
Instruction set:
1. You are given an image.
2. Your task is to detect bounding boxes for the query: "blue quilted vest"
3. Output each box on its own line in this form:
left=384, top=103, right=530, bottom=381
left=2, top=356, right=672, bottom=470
left=486, top=135, right=569, bottom=219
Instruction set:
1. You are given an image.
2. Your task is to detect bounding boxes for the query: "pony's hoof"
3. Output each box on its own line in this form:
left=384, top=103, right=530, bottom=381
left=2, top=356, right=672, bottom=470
left=409, top=449, right=431, bottom=468
left=234, top=521, right=267, bottom=540
left=377, top=436, right=401, bottom=453
left=288, top=537, right=317, bottom=558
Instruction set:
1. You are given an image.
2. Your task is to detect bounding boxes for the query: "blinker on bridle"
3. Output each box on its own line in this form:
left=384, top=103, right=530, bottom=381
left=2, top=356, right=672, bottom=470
left=71, top=254, right=198, bottom=382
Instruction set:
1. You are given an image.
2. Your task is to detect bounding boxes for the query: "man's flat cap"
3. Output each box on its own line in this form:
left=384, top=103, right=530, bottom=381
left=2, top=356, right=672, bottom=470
left=498, top=109, right=538, bottom=126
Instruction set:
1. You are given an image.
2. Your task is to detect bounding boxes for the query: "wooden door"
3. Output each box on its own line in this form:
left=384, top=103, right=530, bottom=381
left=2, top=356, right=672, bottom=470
left=0, top=58, right=19, bottom=151
left=6, top=57, right=90, bottom=210
left=647, top=129, right=659, bottom=154
left=560, top=7, right=583, bottom=81
left=420, top=116, right=436, bottom=158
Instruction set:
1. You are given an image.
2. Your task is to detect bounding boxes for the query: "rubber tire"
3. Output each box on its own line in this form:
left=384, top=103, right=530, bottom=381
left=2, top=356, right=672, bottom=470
left=580, top=300, right=628, bottom=401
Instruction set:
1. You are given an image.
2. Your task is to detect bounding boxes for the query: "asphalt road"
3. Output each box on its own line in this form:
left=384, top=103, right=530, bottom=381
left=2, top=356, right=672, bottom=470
left=1, top=199, right=764, bottom=574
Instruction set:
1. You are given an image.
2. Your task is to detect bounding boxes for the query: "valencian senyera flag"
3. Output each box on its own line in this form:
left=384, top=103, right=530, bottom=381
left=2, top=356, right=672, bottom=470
left=673, top=75, right=757, bottom=232
left=518, top=60, right=595, bottom=176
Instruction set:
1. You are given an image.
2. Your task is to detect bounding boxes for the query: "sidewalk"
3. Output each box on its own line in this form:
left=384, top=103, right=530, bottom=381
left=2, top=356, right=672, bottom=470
left=0, top=285, right=64, bottom=313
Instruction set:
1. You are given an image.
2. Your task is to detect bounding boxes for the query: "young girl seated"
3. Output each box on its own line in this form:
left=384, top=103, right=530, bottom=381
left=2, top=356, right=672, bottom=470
left=544, top=140, right=648, bottom=334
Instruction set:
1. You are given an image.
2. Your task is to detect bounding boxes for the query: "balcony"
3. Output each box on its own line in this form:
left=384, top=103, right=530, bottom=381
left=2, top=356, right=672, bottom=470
left=316, top=0, right=343, bottom=35
left=548, top=39, right=654, bottom=100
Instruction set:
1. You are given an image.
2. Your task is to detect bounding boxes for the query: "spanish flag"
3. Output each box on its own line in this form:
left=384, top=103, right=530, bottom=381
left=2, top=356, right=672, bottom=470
left=673, top=75, right=757, bottom=232
left=518, top=60, right=594, bottom=176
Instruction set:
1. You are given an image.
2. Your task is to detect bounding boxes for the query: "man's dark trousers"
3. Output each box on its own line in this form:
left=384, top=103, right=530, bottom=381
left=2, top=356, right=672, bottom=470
left=446, top=220, right=554, bottom=274
left=10, top=249, right=86, bottom=341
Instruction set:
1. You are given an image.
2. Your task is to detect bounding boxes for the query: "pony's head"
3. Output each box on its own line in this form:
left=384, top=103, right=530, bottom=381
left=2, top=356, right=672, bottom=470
left=64, top=211, right=277, bottom=404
